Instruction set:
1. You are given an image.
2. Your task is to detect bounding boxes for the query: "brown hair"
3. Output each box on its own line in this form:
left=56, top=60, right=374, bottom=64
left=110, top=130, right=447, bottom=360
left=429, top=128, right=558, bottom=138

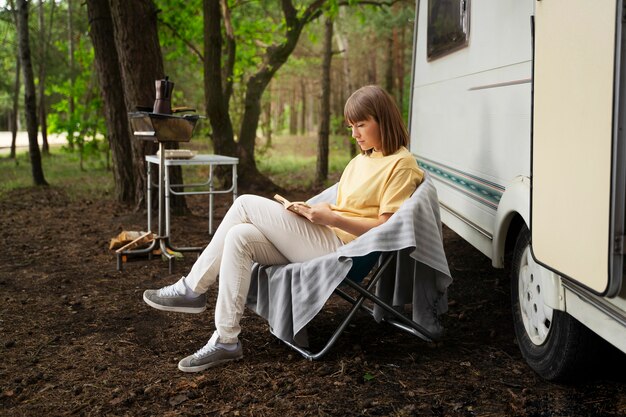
left=344, top=85, right=408, bottom=156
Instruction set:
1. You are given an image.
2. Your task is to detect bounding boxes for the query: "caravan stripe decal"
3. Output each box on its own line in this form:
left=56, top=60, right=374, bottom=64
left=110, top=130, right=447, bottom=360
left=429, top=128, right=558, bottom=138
left=417, top=158, right=504, bottom=210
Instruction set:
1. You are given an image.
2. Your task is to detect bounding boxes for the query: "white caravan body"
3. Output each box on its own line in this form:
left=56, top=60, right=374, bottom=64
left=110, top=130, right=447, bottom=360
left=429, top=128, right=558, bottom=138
left=410, top=0, right=626, bottom=379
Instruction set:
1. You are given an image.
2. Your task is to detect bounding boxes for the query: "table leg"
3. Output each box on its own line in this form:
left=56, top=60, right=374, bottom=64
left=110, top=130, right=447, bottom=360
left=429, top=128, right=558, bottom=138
left=232, top=164, right=238, bottom=201
left=165, top=163, right=171, bottom=239
left=157, top=143, right=174, bottom=271
left=209, top=165, right=214, bottom=235
left=147, top=161, right=152, bottom=233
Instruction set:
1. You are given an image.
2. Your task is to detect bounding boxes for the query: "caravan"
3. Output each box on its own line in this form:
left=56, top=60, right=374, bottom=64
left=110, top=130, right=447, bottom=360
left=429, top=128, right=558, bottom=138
left=410, top=0, right=626, bottom=380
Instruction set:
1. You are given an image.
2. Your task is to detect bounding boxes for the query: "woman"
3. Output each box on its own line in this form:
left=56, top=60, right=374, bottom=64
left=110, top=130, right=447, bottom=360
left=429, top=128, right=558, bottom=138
left=143, top=85, right=424, bottom=372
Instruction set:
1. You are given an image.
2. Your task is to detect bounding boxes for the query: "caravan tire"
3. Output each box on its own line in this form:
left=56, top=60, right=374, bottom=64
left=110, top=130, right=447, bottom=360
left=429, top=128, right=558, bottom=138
left=511, top=226, right=596, bottom=382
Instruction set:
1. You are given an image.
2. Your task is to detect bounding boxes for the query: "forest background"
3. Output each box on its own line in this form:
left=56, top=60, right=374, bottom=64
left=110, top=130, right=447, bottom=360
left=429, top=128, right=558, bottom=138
left=0, top=0, right=415, bottom=205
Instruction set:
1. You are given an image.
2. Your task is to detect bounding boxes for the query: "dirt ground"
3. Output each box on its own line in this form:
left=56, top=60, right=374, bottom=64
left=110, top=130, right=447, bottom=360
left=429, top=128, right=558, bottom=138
left=1, top=184, right=626, bottom=417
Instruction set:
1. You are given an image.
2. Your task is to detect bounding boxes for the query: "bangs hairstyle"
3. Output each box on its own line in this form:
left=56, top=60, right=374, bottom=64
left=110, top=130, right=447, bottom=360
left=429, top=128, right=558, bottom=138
left=344, top=85, right=409, bottom=156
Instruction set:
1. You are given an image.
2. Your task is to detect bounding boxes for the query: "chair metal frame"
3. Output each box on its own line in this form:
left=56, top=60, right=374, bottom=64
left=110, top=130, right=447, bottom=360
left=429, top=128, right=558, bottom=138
left=280, top=251, right=440, bottom=360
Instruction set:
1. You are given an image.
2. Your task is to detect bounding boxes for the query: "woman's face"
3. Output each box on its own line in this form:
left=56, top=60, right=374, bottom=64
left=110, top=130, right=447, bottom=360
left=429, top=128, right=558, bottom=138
left=349, top=116, right=382, bottom=152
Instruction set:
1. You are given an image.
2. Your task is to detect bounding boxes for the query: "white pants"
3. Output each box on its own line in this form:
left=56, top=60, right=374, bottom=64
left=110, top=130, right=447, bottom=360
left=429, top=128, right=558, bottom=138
left=184, top=194, right=343, bottom=344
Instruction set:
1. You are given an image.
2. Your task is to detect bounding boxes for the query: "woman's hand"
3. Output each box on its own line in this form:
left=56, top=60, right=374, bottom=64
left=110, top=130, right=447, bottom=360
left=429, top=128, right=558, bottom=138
left=295, top=202, right=337, bottom=226
left=295, top=203, right=393, bottom=238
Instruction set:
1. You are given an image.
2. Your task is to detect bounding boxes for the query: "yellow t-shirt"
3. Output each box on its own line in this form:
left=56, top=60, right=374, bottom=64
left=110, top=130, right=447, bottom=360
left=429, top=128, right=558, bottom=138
left=331, top=146, right=424, bottom=243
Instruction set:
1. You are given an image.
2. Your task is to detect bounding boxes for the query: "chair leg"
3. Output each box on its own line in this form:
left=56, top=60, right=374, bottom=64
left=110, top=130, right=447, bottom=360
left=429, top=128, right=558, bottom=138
left=343, top=279, right=436, bottom=342
left=280, top=292, right=371, bottom=360
left=281, top=251, right=438, bottom=359
left=281, top=253, right=396, bottom=360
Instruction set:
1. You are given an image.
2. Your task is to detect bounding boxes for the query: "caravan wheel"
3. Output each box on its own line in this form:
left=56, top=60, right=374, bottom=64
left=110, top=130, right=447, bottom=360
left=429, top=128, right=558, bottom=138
left=511, top=226, right=594, bottom=382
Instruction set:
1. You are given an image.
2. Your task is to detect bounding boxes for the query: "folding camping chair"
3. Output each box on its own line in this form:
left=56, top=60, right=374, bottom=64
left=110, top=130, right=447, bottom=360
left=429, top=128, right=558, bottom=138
left=246, top=173, right=451, bottom=361
left=279, top=251, right=442, bottom=360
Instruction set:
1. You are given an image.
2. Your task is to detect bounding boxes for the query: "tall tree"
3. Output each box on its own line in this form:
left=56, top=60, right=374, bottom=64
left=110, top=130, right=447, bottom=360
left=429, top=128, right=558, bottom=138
left=37, top=0, right=53, bottom=155
left=334, top=13, right=356, bottom=156
left=315, top=16, right=332, bottom=187
left=394, top=23, right=406, bottom=110
left=67, top=0, right=75, bottom=145
left=299, top=79, right=306, bottom=134
left=16, top=0, right=47, bottom=185
left=288, top=89, right=298, bottom=135
left=384, top=34, right=393, bottom=95
left=237, top=0, right=326, bottom=183
left=108, top=0, right=187, bottom=211
left=260, top=84, right=272, bottom=146
left=203, top=0, right=328, bottom=187
left=10, top=36, right=21, bottom=160
left=203, top=0, right=237, bottom=159
left=86, top=0, right=136, bottom=204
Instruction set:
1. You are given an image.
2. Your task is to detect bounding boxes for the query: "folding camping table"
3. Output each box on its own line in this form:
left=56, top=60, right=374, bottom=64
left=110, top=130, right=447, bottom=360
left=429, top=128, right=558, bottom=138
left=145, top=154, right=239, bottom=240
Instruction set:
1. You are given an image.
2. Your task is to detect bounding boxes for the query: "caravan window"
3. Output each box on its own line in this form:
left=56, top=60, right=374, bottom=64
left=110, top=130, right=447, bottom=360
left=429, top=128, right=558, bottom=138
left=427, top=0, right=470, bottom=60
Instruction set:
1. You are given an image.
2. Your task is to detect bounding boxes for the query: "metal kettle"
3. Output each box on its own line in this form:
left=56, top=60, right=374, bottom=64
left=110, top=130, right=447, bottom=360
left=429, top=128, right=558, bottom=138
left=153, top=76, right=175, bottom=114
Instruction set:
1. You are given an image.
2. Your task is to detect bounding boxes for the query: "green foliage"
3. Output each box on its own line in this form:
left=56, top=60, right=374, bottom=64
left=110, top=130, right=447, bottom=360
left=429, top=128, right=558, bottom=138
left=155, top=0, right=205, bottom=110
left=0, top=7, right=18, bottom=117
left=1, top=0, right=415, bottom=188
left=47, top=33, right=106, bottom=165
left=331, top=114, right=348, bottom=135
left=154, top=0, right=345, bottom=122
left=228, top=0, right=302, bottom=131
left=0, top=0, right=110, bottom=166
left=155, top=0, right=294, bottom=127
left=363, top=371, right=375, bottom=382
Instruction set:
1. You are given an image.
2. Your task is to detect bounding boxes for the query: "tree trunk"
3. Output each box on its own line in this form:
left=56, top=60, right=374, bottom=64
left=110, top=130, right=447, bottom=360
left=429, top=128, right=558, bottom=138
left=10, top=49, right=20, bottom=160
left=331, top=68, right=343, bottom=132
left=16, top=0, right=47, bottom=185
left=334, top=16, right=356, bottom=156
left=289, top=89, right=297, bottom=135
left=238, top=73, right=280, bottom=188
left=396, top=25, right=405, bottom=113
left=109, top=0, right=187, bottom=211
left=86, top=0, right=136, bottom=204
left=261, top=84, right=272, bottom=146
left=315, top=17, right=332, bottom=187
left=38, top=0, right=51, bottom=155
left=203, top=0, right=237, bottom=158
left=203, top=0, right=239, bottom=188
left=220, top=0, right=236, bottom=105
left=299, top=79, right=306, bottom=135
left=67, top=0, right=75, bottom=150
left=368, top=34, right=377, bottom=84
left=385, top=34, right=394, bottom=95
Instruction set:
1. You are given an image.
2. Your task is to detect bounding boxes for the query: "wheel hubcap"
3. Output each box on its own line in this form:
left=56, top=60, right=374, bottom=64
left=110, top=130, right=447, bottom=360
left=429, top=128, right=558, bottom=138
left=518, top=245, right=554, bottom=345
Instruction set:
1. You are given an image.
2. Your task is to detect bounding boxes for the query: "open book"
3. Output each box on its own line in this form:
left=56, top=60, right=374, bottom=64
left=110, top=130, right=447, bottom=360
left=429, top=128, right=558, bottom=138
left=274, top=194, right=310, bottom=214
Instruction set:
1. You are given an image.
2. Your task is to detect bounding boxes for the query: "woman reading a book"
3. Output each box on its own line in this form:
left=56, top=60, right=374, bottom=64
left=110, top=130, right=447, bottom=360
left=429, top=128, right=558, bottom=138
left=143, top=85, right=424, bottom=372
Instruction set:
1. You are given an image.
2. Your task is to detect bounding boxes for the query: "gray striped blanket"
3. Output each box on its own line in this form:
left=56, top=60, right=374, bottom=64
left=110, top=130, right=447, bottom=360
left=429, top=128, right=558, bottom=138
left=246, top=172, right=453, bottom=346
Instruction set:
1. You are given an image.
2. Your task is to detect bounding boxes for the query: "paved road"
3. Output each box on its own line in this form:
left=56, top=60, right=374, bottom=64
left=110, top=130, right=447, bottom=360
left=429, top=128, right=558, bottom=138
left=0, top=131, right=66, bottom=154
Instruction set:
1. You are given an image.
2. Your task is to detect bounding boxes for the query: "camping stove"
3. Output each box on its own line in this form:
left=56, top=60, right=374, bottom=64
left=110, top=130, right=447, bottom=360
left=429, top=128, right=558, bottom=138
left=117, top=77, right=202, bottom=272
